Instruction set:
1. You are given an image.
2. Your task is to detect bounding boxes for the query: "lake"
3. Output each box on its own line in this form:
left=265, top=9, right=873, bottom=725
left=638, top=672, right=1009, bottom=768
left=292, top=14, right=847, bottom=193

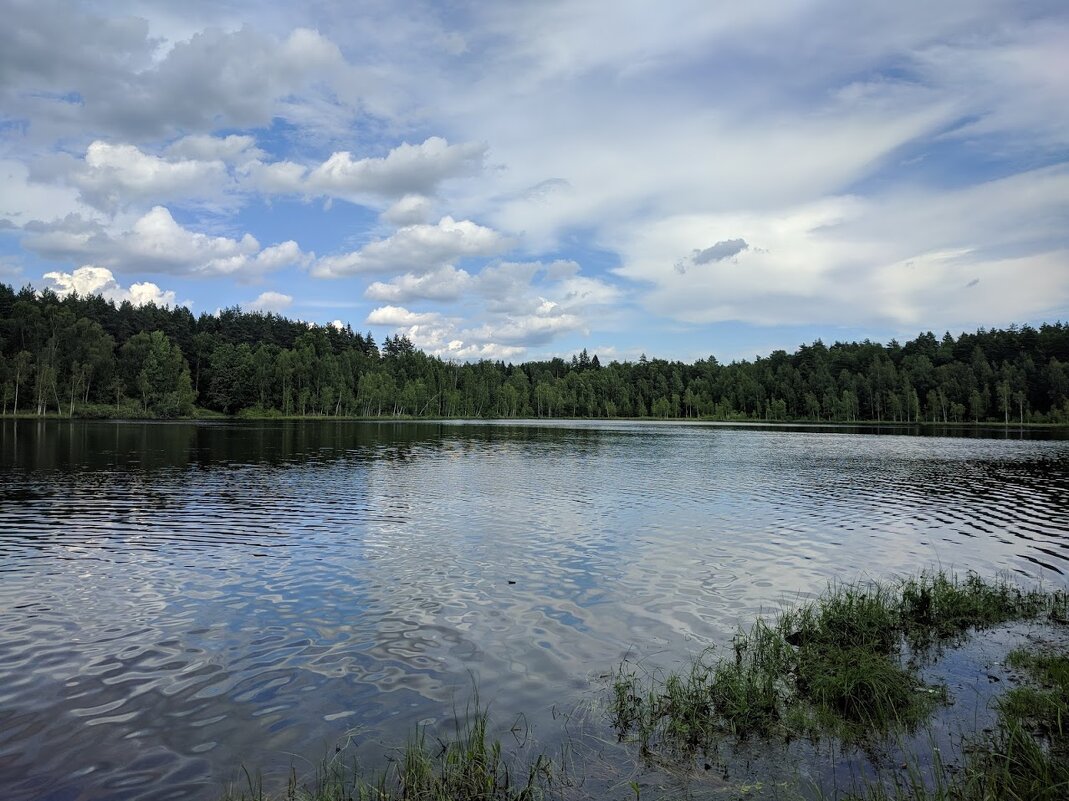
left=1, top=420, right=1068, bottom=800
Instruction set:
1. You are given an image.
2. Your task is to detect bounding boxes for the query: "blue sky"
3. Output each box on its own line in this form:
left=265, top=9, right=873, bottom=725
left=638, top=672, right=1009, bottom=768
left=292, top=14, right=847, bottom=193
left=1, top=0, right=1067, bottom=363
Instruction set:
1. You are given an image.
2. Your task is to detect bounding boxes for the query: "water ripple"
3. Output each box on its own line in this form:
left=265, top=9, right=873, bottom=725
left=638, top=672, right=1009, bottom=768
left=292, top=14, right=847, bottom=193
left=0, top=420, right=1067, bottom=799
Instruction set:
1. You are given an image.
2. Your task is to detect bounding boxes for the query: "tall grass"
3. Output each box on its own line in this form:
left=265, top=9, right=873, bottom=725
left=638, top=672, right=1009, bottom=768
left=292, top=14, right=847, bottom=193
left=610, top=571, right=1059, bottom=754
left=220, top=701, right=551, bottom=801
left=841, top=647, right=1069, bottom=801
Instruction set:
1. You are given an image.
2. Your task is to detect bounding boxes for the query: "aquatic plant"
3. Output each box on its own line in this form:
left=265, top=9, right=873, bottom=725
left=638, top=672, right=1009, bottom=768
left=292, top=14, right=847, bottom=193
left=840, top=647, right=1069, bottom=801
left=220, top=701, right=551, bottom=801
left=609, top=571, right=1060, bottom=753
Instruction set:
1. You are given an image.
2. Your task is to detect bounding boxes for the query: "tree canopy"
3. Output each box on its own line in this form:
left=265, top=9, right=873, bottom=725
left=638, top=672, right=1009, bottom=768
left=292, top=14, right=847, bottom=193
left=1, top=282, right=1067, bottom=423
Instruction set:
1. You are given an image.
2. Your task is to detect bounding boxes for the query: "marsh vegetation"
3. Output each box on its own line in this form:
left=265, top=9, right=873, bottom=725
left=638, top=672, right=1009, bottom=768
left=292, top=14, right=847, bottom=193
left=220, top=572, right=1068, bottom=801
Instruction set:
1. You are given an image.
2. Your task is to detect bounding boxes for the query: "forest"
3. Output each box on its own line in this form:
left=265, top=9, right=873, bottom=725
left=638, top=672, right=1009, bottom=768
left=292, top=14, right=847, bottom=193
left=1, top=282, right=1068, bottom=424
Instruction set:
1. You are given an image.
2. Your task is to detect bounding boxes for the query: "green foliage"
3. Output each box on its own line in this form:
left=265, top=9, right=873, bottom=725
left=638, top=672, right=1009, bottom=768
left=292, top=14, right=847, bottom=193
left=1002, top=649, right=1069, bottom=738
left=220, top=702, right=550, bottom=801
left=844, top=684, right=1069, bottom=801
left=609, top=572, right=1063, bottom=756
left=120, top=330, right=195, bottom=417
left=900, top=572, right=1049, bottom=645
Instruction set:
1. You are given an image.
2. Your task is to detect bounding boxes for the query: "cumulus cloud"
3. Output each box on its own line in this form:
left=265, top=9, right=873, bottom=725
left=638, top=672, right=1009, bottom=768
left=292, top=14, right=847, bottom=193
left=65, top=141, right=230, bottom=212
left=0, top=160, right=94, bottom=226
left=4, top=1, right=1068, bottom=357
left=0, top=7, right=354, bottom=140
left=244, top=138, right=485, bottom=205
left=41, top=265, right=181, bottom=307
left=382, top=194, right=435, bottom=225
left=366, top=305, right=445, bottom=326
left=22, top=206, right=311, bottom=278
left=362, top=258, right=621, bottom=360
left=365, top=265, right=473, bottom=302
left=247, top=290, right=293, bottom=313
left=313, top=216, right=508, bottom=278
left=307, top=137, right=486, bottom=197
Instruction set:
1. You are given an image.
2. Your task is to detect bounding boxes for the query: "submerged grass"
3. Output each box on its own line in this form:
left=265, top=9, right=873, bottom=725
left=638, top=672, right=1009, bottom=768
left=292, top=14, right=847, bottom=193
left=610, top=571, right=1060, bottom=754
left=842, top=644, right=1069, bottom=801
left=220, top=700, right=551, bottom=801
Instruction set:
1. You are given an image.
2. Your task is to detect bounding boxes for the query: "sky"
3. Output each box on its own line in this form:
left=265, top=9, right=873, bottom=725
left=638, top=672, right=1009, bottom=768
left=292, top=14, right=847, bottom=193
left=1, top=0, right=1067, bottom=364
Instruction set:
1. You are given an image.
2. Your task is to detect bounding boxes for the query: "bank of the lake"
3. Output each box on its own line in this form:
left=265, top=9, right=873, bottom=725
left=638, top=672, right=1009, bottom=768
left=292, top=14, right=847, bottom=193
left=3, top=407, right=1068, bottom=438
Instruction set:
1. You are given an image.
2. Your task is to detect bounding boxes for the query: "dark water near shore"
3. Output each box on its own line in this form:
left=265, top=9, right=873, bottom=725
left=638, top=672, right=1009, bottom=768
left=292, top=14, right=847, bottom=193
left=1, top=419, right=1068, bottom=800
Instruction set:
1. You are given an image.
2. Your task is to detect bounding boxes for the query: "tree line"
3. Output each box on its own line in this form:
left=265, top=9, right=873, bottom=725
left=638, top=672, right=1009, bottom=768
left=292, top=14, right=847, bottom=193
left=1, top=282, right=1068, bottom=424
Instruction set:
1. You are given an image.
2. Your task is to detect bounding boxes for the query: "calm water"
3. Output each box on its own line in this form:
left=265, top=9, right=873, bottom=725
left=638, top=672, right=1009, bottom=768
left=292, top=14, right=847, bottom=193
left=1, top=420, right=1068, bottom=800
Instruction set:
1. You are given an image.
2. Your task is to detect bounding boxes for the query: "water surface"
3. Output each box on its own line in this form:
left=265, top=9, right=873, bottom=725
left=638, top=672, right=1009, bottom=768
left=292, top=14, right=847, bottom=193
left=1, top=420, right=1067, bottom=800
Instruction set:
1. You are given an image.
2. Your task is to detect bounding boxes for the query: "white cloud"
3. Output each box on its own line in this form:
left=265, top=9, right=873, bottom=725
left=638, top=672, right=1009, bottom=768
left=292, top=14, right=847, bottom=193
left=69, top=141, right=230, bottom=211
left=365, top=265, right=473, bottom=302
left=4, top=2, right=1069, bottom=358
left=307, top=137, right=485, bottom=197
left=23, top=206, right=311, bottom=279
left=165, top=134, right=263, bottom=163
left=382, top=194, right=434, bottom=225
left=613, top=164, right=1069, bottom=329
left=244, top=138, right=485, bottom=205
left=313, top=216, right=508, bottom=278
left=0, top=160, right=95, bottom=226
left=466, top=307, right=586, bottom=346
left=365, top=305, right=444, bottom=327
left=0, top=11, right=356, bottom=140
left=247, top=290, right=293, bottom=313
left=42, top=265, right=181, bottom=307
left=361, top=258, right=620, bottom=359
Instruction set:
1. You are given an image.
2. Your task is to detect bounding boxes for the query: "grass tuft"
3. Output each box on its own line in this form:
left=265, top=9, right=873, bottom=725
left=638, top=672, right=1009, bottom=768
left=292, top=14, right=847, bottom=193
left=610, top=571, right=1064, bottom=756
left=221, top=701, right=551, bottom=801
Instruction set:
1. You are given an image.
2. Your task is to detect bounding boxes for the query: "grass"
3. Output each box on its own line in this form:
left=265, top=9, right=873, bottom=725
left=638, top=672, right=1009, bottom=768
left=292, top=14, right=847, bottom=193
left=221, top=571, right=1066, bottom=801
left=220, top=701, right=551, bottom=801
left=610, top=571, right=1060, bottom=754
left=1002, top=648, right=1069, bottom=740
left=841, top=647, right=1069, bottom=801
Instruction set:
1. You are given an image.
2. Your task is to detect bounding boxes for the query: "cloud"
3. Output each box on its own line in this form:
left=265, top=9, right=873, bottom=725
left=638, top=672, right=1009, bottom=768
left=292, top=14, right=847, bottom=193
left=65, top=141, right=230, bottom=212
left=41, top=265, right=181, bottom=307
left=313, top=216, right=508, bottom=278
left=675, top=237, right=750, bottom=273
left=367, top=300, right=585, bottom=360
left=0, top=160, right=94, bottom=226
left=694, top=238, right=749, bottom=264
left=247, top=290, right=293, bottom=313
left=165, top=134, right=263, bottom=163
left=613, top=163, right=1069, bottom=329
left=0, top=8, right=354, bottom=140
left=365, top=265, right=473, bottom=302
left=361, top=258, right=621, bottom=360
left=244, top=138, right=485, bottom=205
left=466, top=305, right=586, bottom=346
left=22, top=206, right=311, bottom=278
left=307, top=137, right=486, bottom=197
left=4, top=2, right=1068, bottom=359
left=381, top=194, right=434, bottom=225
left=365, top=305, right=444, bottom=327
